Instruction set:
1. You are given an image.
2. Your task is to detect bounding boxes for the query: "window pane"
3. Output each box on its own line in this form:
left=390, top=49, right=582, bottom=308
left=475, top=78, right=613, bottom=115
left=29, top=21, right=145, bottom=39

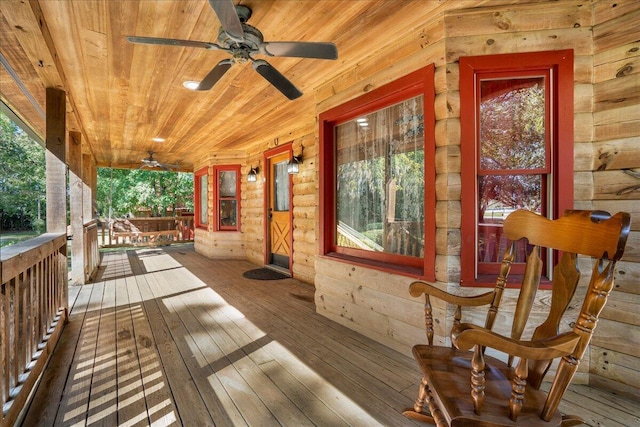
left=274, top=161, right=290, bottom=212
left=199, top=174, right=208, bottom=224
left=478, top=174, right=542, bottom=263
left=219, top=171, right=236, bottom=197
left=219, top=200, right=237, bottom=227
left=480, top=77, right=546, bottom=171
left=335, top=95, right=424, bottom=257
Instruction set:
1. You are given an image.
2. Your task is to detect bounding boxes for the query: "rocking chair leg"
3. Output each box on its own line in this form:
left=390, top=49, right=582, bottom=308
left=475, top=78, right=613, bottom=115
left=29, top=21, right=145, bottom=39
left=403, top=377, right=436, bottom=424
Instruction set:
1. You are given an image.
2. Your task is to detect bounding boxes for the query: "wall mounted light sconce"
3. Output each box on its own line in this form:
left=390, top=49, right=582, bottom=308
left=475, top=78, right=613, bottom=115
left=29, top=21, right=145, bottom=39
left=288, top=147, right=303, bottom=174
left=247, top=165, right=259, bottom=182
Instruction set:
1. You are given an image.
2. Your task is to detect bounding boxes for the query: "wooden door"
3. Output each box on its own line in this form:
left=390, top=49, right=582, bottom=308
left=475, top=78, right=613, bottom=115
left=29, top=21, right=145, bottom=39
left=268, top=151, right=292, bottom=269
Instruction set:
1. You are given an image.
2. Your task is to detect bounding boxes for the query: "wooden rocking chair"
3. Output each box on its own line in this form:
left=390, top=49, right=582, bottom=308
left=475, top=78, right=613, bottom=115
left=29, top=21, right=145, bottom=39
left=403, top=210, right=631, bottom=426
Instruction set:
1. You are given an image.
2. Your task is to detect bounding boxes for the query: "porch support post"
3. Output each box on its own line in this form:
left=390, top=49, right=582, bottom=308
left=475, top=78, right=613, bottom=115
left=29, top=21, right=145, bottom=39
left=45, top=87, right=68, bottom=309
left=69, top=131, right=85, bottom=285
left=45, top=87, right=67, bottom=233
left=83, top=153, right=96, bottom=221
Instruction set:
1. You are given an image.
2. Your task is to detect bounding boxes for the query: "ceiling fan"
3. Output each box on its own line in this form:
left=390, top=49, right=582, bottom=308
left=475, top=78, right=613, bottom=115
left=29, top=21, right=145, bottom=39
left=139, top=151, right=178, bottom=171
left=127, top=0, right=338, bottom=100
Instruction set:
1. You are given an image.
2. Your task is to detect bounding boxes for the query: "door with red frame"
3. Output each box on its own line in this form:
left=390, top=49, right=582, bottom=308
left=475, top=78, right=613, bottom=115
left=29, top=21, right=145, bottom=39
left=267, top=150, right=292, bottom=271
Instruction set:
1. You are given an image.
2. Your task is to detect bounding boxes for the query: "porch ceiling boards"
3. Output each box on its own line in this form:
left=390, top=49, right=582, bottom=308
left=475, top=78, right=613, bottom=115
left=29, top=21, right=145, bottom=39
left=1, top=0, right=520, bottom=171
left=22, top=246, right=640, bottom=426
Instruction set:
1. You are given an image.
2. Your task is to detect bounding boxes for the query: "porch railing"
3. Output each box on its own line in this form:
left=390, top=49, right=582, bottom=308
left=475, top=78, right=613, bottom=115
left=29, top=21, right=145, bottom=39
left=1, top=233, right=68, bottom=427
left=84, top=220, right=100, bottom=282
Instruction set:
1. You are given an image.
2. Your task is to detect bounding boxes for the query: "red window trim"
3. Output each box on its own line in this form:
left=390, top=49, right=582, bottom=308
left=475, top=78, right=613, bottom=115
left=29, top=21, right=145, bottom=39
left=194, top=166, right=208, bottom=230
left=319, top=64, right=436, bottom=280
left=459, top=50, right=574, bottom=287
left=213, top=164, right=241, bottom=232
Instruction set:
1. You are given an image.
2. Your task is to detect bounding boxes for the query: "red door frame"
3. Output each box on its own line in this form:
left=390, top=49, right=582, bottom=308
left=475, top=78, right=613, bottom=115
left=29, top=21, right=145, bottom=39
left=262, top=144, right=294, bottom=271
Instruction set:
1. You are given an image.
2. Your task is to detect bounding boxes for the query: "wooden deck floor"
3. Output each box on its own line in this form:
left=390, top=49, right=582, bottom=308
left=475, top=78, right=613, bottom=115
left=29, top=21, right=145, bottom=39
left=21, top=245, right=639, bottom=427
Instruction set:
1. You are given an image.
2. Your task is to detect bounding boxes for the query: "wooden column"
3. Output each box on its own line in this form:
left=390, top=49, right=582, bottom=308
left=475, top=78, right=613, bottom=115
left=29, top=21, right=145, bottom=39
left=45, top=87, right=67, bottom=233
left=69, top=131, right=84, bottom=285
left=45, top=87, right=68, bottom=310
left=82, top=153, right=95, bottom=221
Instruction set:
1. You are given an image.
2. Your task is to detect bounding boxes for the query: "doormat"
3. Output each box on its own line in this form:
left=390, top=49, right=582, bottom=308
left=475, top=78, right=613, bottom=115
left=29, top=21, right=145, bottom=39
left=242, top=268, right=289, bottom=280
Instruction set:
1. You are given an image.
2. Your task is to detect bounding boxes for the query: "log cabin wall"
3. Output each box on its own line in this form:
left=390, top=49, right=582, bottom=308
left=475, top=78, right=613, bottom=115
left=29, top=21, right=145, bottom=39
left=191, top=0, right=639, bottom=394
left=586, top=0, right=639, bottom=397
left=194, top=155, right=246, bottom=259
left=311, top=0, right=640, bottom=394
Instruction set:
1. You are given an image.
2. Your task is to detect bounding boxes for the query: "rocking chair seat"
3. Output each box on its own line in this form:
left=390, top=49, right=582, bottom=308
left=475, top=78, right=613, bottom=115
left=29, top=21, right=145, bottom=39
left=413, top=345, right=562, bottom=426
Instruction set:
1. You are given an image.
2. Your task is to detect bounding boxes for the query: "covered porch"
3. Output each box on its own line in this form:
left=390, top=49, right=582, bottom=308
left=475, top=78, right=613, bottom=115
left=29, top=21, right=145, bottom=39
left=18, top=246, right=640, bottom=426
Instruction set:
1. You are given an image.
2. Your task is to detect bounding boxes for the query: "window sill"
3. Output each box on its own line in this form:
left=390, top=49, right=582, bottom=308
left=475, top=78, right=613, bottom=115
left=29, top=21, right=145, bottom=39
left=320, top=252, right=432, bottom=281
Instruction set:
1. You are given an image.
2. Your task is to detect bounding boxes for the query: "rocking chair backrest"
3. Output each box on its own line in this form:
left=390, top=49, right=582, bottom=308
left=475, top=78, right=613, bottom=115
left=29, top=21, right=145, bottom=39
left=499, top=210, right=631, bottom=418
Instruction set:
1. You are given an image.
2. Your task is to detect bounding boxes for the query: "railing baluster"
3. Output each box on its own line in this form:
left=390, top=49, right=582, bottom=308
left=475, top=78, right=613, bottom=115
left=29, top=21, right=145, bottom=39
left=1, top=233, right=68, bottom=425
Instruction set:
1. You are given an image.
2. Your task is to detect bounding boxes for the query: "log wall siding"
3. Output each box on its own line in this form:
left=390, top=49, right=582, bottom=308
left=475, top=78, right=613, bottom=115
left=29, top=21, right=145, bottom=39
left=312, top=0, right=640, bottom=395
left=190, top=0, right=639, bottom=396
left=589, top=0, right=640, bottom=397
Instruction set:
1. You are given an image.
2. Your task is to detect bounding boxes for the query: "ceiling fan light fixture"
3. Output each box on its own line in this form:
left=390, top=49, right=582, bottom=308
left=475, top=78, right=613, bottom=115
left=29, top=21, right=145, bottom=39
left=183, top=80, right=200, bottom=90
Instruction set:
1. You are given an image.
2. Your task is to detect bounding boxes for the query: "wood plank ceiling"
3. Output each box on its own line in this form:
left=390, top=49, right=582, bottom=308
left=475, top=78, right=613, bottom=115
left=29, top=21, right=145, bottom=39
left=1, top=0, right=484, bottom=171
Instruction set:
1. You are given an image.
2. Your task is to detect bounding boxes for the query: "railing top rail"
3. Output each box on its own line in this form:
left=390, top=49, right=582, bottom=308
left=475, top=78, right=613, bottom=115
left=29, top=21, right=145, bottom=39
left=1, top=232, right=66, bottom=282
left=108, top=216, right=192, bottom=221
left=83, top=219, right=99, bottom=228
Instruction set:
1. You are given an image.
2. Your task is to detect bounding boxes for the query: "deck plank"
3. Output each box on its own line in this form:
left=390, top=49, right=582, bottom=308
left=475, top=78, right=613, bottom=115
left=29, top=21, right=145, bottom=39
left=20, top=283, right=94, bottom=426
left=21, top=245, right=640, bottom=427
left=114, top=262, right=149, bottom=427
left=131, top=255, right=216, bottom=426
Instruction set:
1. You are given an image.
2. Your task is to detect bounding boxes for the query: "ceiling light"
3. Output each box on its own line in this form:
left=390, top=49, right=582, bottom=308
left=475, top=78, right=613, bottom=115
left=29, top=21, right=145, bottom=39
left=152, top=137, right=166, bottom=142
left=183, top=80, right=200, bottom=90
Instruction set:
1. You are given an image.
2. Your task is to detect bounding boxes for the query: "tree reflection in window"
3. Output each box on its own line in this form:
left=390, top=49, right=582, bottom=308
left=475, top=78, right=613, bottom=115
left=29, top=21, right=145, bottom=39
left=478, top=77, right=548, bottom=265
left=335, top=95, right=425, bottom=258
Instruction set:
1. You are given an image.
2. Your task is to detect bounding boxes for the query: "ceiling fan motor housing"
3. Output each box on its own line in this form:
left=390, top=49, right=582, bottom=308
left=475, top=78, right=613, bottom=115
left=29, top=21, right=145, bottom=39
left=218, top=23, right=263, bottom=51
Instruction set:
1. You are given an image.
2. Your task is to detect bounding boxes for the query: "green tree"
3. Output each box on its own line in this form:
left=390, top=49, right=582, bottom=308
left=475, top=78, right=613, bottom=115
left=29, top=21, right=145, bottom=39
left=0, top=112, right=46, bottom=232
left=97, top=168, right=193, bottom=218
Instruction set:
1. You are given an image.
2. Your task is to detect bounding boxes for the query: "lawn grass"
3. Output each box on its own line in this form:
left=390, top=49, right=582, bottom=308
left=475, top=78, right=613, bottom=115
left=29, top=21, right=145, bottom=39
left=1, top=230, right=40, bottom=248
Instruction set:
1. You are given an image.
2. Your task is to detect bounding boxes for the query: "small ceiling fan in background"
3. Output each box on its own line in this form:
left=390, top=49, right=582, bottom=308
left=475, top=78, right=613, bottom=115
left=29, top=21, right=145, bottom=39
left=140, top=151, right=179, bottom=171
left=127, top=0, right=338, bottom=100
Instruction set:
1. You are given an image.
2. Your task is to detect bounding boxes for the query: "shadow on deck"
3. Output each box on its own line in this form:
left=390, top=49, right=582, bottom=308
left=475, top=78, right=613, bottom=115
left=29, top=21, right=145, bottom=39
left=20, top=245, right=640, bottom=426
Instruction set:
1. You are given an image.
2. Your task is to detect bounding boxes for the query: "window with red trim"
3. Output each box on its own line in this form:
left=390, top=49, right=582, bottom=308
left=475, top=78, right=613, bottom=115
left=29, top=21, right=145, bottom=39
left=194, top=166, right=208, bottom=229
left=460, top=50, right=574, bottom=286
left=214, top=165, right=241, bottom=231
left=319, top=65, right=435, bottom=279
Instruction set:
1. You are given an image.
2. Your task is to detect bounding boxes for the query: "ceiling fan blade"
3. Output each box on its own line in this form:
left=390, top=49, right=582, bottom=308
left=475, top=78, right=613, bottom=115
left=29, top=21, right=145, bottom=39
left=252, top=59, right=302, bottom=100
left=196, top=59, right=234, bottom=91
left=208, top=0, right=245, bottom=42
left=126, top=36, right=221, bottom=50
left=260, top=42, right=338, bottom=60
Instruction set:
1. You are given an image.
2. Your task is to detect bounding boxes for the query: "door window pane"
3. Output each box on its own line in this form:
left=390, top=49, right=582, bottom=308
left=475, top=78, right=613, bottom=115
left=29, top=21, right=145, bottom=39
left=335, top=95, right=424, bottom=258
left=274, top=161, right=290, bottom=212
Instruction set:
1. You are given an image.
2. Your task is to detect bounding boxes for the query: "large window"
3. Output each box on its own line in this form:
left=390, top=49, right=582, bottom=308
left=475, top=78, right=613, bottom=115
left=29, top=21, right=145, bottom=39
left=460, top=50, right=574, bottom=286
left=320, top=65, right=435, bottom=278
left=194, top=167, right=208, bottom=229
left=214, top=165, right=241, bottom=231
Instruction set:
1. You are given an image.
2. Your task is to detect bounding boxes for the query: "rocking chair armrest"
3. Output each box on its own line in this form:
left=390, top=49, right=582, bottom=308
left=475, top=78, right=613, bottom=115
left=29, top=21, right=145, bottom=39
left=410, top=281, right=495, bottom=307
left=452, top=323, right=581, bottom=360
